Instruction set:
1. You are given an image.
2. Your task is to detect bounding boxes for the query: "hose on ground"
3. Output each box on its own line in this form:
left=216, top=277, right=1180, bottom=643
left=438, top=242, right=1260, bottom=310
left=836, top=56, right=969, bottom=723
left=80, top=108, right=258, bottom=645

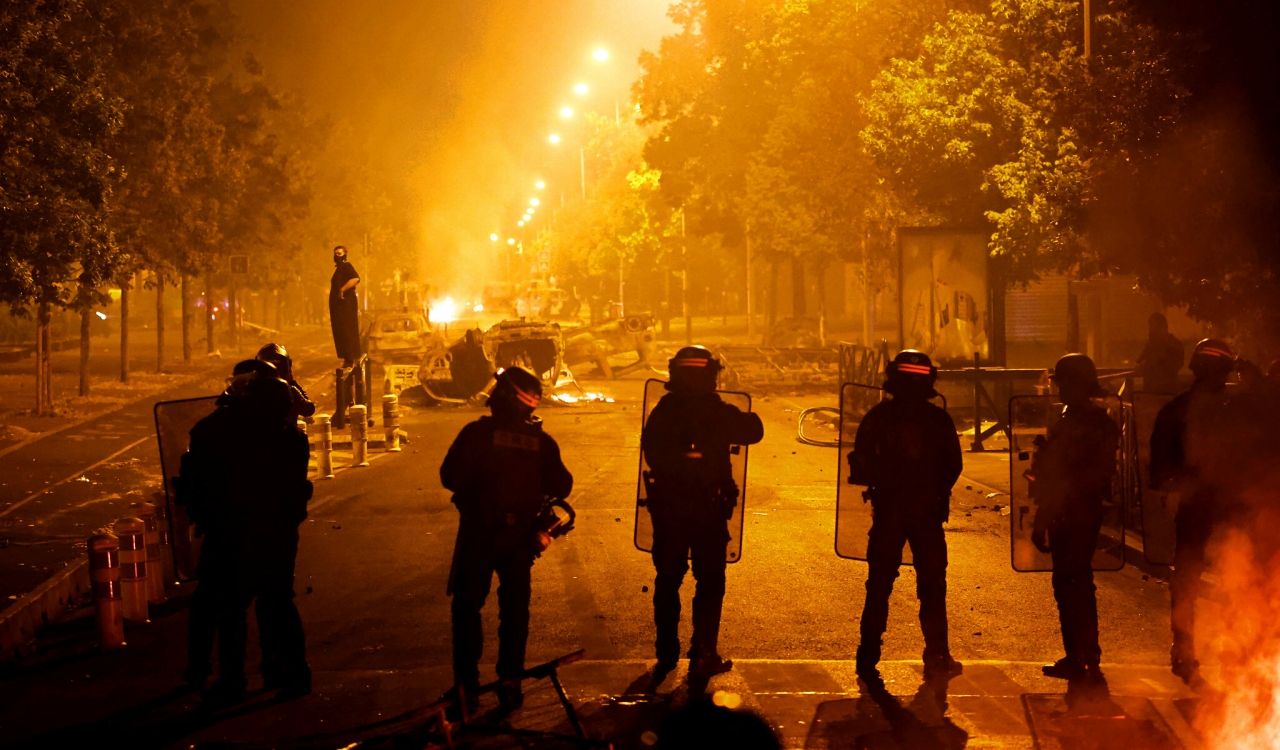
left=797, top=406, right=842, bottom=447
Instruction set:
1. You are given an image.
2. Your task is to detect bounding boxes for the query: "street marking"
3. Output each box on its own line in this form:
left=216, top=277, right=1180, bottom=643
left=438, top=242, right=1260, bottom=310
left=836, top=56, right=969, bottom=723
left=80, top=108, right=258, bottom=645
left=0, top=436, right=150, bottom=519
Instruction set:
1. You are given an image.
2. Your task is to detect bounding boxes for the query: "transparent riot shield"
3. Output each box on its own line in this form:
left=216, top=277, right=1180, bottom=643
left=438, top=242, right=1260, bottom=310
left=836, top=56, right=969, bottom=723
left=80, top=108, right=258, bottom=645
left=634, top=379, right=751, bottom=563
left=154, top=396, right=220, bottom=580
left=834, top=386, right=949, bottom=563
left=835, top=383, right=896, bottom=562
left=1009, top=395, right=1127, bottom=572
left=1132, top=392, right=1178, bottom=565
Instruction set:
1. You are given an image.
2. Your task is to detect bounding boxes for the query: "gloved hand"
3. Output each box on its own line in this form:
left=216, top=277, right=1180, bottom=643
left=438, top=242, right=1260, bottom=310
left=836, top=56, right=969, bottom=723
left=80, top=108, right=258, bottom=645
left=1031, top=527, right=1050, bottom=554
left=535, top=530, right=552, bottom=553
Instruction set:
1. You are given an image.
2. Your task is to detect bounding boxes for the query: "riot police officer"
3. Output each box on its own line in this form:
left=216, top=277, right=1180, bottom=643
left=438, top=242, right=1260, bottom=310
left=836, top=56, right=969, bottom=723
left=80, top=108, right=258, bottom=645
left=641, top=346, right=764, bottom=681
left=1029, top=354, right=1120, bottom=682
left=441, top=367, right=573, bottom=711
left=256, top=343, right=316, bottom=423
left=177, top=362, right=314, bottom=704
left=1150, top=339, right=1236, bottom=686
left=849, top=351, right=963, bottom=682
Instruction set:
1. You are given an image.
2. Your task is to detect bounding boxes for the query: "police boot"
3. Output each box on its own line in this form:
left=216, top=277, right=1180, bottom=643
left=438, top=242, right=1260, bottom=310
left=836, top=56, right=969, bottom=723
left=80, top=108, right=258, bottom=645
left=688, top=650, right=733, bottom=679
left=855, top=643, right=883, bottom=685
left=444, top=682, right=481, bottom=721
left=1171, top=646, right=1201, bottom=687
left=497, top=680, right=525, bottom=713
left=922, top=651, right=963, bottom=678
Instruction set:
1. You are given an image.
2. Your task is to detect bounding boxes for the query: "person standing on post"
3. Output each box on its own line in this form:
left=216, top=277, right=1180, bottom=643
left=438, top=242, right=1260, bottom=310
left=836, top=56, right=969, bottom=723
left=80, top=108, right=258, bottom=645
left=1135, top=313, right=1184, bottom=394
left=441, top=367, right=573, bottom=712
left=850, top=351, right=963, bottom=684
left=641, top=346, right=764, bottom=683
left=1150, top=339, right=1237, bottom=688
left=1029, top=354, right=1120, bottom=684
left=329, top=246, right=361, bottom=367
left=175, top=362, right=313, bottom=705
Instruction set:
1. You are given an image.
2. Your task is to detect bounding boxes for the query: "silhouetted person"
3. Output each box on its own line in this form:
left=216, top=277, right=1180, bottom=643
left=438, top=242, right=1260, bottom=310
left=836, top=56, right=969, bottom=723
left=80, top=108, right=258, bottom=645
left=1029, top=354, right=1119, bottom=683
left=1136, top=313, right=1183, bottom=394
left=1150, top=339, right=1237, bottom=687
left=441, top=367, right=573, bottom=711
left=257, top=343, right=316, bottom=423
left=849, top=350, right=963, bottom=683
left=641, top=346, right=764, bottom=683
left=176, top=361, right=313, bottom=705
left=329, top=245, right=361, bottom=367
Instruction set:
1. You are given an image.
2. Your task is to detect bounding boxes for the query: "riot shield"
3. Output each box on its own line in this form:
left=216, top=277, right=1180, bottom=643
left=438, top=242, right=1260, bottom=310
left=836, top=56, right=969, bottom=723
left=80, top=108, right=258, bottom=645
left=834, top=383, right=898, bottom=562
left=154, top=396, right=220, bottom=580
left=634, top=379, right=751, bottom=563
left=1131, top=392, right=1178, bottom=565
left=834, top=386, right=949, bottom=563
left=1009, top=395, right=1127, bottom=572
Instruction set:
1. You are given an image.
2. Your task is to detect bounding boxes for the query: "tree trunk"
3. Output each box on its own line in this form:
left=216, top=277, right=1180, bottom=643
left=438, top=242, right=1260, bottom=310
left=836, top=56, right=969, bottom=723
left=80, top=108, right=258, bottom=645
left=768, top=259, right=779, bottom=328
left=80, top=307, right=91, bottom=396
left=205, top=275, right=216, bottom=355
left=791, top=255, right=806, bottom=317
left=682, top=251, right=692, bottom=345
left=228, top=280, right=239, bottom=350
left=861, top=235, right=873, bottom=347
left=120, top=276, right=131, bottom=383
left=661, top=271, right=671, bottom=336
left=746, top=235, right=755, bottom=338
left=36, top=302, right=52, bottom=415
left=155, top=273, right=165, bottom=373
left=181, top=274, right=192, bottom=363
left=816, top=264, right=827, bottom=347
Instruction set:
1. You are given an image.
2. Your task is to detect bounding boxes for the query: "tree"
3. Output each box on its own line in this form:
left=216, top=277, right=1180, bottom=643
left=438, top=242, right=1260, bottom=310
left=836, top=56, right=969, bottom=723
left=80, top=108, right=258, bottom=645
left=0, top=0, right=122, bottom=414
left=861, top=0, right=1186, bottom=286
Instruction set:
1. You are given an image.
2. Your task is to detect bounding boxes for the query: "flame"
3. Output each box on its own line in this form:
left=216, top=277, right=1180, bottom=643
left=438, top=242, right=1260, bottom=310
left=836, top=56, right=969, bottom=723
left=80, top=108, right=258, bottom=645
left=1197, top=498, right=1280, bottom=750
left=428, top=296, right=458, bottom=324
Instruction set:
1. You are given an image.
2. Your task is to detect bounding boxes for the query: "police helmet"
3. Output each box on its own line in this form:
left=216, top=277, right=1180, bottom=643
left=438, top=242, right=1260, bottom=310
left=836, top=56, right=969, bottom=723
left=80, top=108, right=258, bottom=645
left=490, top=366, right=543, bottom=418
left=1051, top=353, right=1107, bottom=397
left=883, top=350, right=938, bottom=398
left=1189, top=339, right=1235, bottom=381
left=231, top=358, right=278, bottom=378
left=666, top=345, right=721, bottom=393
left=257, top=342, right=288, bottom=363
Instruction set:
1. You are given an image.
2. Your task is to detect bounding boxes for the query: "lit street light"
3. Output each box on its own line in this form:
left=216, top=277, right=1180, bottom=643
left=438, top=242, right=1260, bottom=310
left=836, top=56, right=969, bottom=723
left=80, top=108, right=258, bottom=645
left=507, top=238, right=515, bottom=245
left=530, top=198, right=540, bottom=207
left=574, top=83, right=589, bottom=96
left=560, top=106, right=574, bottom=118
left=490, top=233, right=499, bottom=242
left=518, top=220, right=525, bottom=227
left=536, top=180, right=546, bottom=190
left=549, top=133, right=561, bottom=145
left=593, top=48, right=609, bottom=62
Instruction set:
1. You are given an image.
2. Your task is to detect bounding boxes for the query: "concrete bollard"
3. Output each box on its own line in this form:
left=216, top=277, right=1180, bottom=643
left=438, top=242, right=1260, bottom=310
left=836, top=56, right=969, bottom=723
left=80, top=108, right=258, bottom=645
left=88, top=533, right=125, bottom=648
left=382, top=394, right=401, bottom=452
left=152, top=492, right=175, bottom=586
left=349, top=404, right=370, bottom=467
left=315, top=414, right=335, bottom=479
left=114, top=517, right=149, bottom=624
left=135, top=503, right=166, bottom=604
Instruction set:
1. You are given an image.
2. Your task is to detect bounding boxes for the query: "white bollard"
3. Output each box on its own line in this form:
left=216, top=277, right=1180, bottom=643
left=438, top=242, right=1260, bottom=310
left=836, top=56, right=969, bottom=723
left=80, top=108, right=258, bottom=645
left=315, top=414, right=335, bottom=479
left=382, top=394, right=401, bottom=452
left=349, top=404, right=369, bottom=467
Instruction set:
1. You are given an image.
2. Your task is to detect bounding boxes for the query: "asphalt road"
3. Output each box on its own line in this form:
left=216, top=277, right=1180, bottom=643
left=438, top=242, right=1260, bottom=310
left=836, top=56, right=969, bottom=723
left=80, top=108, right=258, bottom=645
left=0, top=377, right=1206, bottom=749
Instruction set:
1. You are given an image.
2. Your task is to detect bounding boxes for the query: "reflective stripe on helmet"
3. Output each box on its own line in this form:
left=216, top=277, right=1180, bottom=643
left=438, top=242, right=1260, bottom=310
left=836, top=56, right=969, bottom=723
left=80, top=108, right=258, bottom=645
left=896, top=364, right=933, bottom=375
left=513, top=385, right=541, bottom=408
left=1199, top=347, right=1233, bottom=359
left=676, top=358, right=709, bottom=367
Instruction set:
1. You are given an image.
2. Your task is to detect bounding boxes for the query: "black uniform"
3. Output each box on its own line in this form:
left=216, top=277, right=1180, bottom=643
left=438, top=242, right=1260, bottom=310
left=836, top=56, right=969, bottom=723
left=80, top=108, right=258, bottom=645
left=641, top=391, right=763, bottom=665
left=1030, top=402, right=1120, bottom=669
left=1150, top=385, right=1233, bottom=665
left=849, top=396, right=962, bottom=664
left=441, top=414, right=573, bottom=689
left=176, top=394, right=313, bottom=693
left=329, top=260, right=361, bottom=362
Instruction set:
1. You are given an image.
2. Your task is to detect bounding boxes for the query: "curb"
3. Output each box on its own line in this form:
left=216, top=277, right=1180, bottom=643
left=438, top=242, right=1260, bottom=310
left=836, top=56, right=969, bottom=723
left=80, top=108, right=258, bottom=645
left=0, top=558, right=89, bottom=662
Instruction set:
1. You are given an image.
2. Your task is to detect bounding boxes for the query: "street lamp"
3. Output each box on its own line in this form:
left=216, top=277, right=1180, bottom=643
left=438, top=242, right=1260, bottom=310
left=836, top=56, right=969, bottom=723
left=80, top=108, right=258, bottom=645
left=490, top=233, right=499, bottom=242
left=560, top=106, right=574, bottom=118
left=549, top=133, right=561, bottom=145
left=593, top=48, right=609, bottom=62
left=536, top=180, right=546, bottom=190
left=530, top=198, right=540, bottom=207
left=518, top=220, right=525, bottom=227
left=574, top=83, right=589, bottom=96
left=507, top=238, right=515, bottom=245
